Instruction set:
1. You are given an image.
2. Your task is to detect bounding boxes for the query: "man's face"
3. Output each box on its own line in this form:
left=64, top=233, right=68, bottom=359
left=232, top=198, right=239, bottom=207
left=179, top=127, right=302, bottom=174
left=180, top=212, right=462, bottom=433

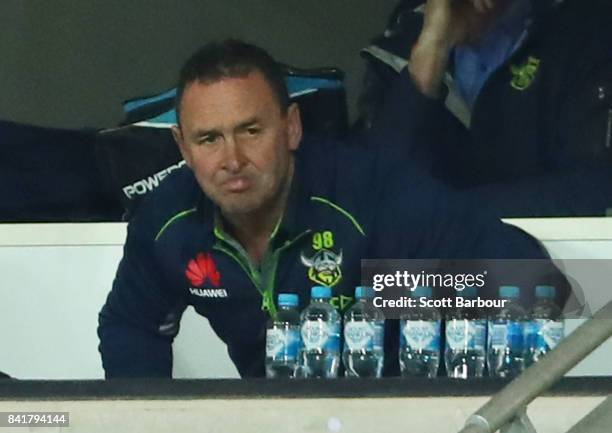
left=173, top=71, right=302, bottom=219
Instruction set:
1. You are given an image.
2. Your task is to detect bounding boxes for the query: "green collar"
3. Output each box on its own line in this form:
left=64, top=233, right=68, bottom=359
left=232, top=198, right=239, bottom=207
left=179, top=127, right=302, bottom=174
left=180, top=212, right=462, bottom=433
left=208, top=167, right=310, bottom=319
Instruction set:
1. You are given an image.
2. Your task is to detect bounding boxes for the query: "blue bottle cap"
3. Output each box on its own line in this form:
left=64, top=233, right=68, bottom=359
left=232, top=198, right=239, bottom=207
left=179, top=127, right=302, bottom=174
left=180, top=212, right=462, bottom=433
left=355, top=286, right=375, bottom=299
left=535, top=285, right=556, bottom=299
left=311, top=285, right=332, bottom=299
left=278, top=293, right=299, bottom=307
left=411, top=286, right=433, bottom=298
left=499, top=285, right=520, bottom=298
left=459, top=286, right=477, bottom=298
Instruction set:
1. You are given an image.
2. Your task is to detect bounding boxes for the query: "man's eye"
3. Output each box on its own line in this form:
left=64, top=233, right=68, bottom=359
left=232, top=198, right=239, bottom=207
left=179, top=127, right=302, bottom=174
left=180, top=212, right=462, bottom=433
left=246, top=127, right=261, bottom=136
left=199, top=135, right=219, bottom=145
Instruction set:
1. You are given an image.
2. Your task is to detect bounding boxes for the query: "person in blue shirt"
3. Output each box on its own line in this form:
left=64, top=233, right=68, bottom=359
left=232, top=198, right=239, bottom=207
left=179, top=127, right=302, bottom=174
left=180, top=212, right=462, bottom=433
left=98, top=39, right=567, bottom=378
left=358, top=0, right=612, bottom=216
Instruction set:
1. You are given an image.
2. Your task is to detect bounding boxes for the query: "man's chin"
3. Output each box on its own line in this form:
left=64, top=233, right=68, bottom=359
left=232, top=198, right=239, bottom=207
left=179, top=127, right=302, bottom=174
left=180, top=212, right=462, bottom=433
left=218, top=198, right=262, bottom=217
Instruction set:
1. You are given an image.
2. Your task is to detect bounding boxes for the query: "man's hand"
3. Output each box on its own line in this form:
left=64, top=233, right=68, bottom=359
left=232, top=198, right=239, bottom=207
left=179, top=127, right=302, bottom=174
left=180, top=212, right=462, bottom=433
left=409, top=0, right=501, bottom=97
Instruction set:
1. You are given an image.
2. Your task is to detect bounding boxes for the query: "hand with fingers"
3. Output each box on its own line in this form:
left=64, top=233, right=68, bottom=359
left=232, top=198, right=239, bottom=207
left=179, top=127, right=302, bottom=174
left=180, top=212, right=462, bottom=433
left=408, top=0, right=512, bottom=96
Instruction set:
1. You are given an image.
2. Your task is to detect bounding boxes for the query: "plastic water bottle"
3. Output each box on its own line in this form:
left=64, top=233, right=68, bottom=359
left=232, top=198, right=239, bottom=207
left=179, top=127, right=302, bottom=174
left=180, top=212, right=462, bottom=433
left=265, top=293, right=301, bottom=378
left=399, top=286, right=441, bottom=378
left=342, top=286, right=385, bottom=378
left=487, top=285, right=527, bottom=378
left=525, top=285, right=564, bottom=366
left=445, top=286, right=487, bottom=379
left=300, top=286, right=341, bottom=378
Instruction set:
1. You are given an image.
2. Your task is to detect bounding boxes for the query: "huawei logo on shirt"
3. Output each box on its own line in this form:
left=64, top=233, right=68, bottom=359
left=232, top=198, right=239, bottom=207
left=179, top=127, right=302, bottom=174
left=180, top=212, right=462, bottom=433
left=189, top=287, right=228, bottom=298
left=186, top=252, right=221, bottom=287
left=185, top=252, right=228, bottom=298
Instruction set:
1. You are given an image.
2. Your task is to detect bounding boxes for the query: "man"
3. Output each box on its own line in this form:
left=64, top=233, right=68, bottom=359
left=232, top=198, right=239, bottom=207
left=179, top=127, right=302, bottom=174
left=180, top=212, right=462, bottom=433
left=98, top=40, right=564, bottom=378
left=358, top=0, right=612, bottom=216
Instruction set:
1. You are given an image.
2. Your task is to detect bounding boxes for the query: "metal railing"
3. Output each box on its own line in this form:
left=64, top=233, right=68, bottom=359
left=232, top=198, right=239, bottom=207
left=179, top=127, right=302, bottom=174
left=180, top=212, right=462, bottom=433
left=457, top=300, right=612, bottom=433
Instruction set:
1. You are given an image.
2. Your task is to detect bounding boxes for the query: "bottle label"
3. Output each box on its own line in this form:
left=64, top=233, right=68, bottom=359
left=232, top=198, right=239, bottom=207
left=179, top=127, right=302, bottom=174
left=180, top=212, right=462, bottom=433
left=344, top=321, right=384, bottom=351
left=446, top=319, right=486, bottom=351
left=489, top=321, right=524, bottom=350
left=301, top=320, right=340, bottom=351
left=526, top=319, right=564, bottom=350
left=401, top=320, right=441, bottom=351
left=266, top=326, right=300, bottom=359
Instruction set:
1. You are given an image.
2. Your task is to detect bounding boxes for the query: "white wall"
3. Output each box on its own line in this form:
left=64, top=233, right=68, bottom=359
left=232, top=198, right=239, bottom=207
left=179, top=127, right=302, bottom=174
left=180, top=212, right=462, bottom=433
left=1, top=219, right=611, bottom=379
left=0, top=223, right=237, bottom=379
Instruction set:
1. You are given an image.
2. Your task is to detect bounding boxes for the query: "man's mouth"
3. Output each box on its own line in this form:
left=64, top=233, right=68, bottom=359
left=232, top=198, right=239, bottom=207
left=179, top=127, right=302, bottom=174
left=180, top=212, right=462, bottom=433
left=223, top=177, right=251, bottom=192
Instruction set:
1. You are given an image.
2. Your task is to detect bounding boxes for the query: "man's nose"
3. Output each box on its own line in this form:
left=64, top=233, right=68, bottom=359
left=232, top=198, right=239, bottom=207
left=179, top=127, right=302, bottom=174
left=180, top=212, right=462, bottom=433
left=222, top=137, right=246, bottom=173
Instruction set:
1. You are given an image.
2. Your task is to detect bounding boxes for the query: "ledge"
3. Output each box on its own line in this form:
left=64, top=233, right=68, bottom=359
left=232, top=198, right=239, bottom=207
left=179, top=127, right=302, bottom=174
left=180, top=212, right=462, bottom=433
left=1, top=218, right=612, bottom=247
left=1, top=377, right=611, bottom=401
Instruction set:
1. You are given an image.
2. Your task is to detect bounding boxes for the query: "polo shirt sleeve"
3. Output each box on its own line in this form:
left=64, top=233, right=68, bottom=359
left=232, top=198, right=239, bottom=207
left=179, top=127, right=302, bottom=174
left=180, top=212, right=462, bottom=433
left=97, top=209, right=186, bottom=378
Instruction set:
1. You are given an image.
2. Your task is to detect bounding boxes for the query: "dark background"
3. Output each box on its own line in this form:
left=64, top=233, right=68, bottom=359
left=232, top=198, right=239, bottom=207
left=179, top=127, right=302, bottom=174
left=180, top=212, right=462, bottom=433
left=0, top=0, right=395, bottom=129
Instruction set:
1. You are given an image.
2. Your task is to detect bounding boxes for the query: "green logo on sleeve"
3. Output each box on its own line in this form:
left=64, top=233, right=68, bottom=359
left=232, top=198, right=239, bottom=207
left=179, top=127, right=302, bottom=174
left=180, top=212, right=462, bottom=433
left=510, top=56, right=540, bottom=91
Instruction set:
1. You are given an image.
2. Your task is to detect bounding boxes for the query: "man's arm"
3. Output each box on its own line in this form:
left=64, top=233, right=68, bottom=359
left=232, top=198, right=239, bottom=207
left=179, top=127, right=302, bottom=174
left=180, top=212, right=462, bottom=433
left=408, top=0, right=460, bottom=97
left=466, top=167, right=612, bottom=217
left=368, top=168, right=569, bottom=377
left=409, top=0, right=500, bottom=96
left=371, top=168, right=570, bottom=304
left=98, top=213, right=186, bottom=378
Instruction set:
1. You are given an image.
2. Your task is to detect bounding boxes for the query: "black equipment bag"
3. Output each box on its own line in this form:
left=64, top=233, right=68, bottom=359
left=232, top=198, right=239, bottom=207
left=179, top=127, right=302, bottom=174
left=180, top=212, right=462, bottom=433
left=0, top=120, right=123, bottom=222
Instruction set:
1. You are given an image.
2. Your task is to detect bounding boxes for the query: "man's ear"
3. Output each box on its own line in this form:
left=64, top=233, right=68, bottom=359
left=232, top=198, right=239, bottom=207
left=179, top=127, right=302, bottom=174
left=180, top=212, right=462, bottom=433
left=172, top=125, right=192, bottom=168
left=286, top=102, right=302, bottom=151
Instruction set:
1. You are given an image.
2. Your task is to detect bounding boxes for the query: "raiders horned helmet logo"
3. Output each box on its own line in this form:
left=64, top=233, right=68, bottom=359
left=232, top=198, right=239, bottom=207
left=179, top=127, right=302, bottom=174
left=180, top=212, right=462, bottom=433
left=300, top=249, right=343, bottom=287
